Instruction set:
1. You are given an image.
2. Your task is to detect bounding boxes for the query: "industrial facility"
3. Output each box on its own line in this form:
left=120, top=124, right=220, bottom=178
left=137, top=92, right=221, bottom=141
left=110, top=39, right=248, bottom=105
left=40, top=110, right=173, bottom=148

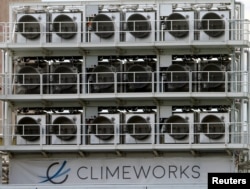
left=0, top=0, right=249, bottom=188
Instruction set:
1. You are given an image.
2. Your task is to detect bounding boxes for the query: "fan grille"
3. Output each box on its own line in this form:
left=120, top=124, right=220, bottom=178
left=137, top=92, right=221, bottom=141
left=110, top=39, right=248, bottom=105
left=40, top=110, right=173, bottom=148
left=89, top=65, right=115, bottom=92
left=201, top=115, right=225, bottom=139
left=17, top=15, right=40, bottom=39
left=165, top=13, right=189, bottom=38
left=127, top=14, right=151, bottom=38
left=16, top=117, right=40, bottom=141
left=166, top=64, right=189, bottom=89
left=53, top=14, right=77, bottom=39
left=91, top=116, right=114, bottom=140
left=126, top=115, right=151, bottom=140
left=164, top=115, right=189, bottom=140
left=52, top=116, right=77, bottom=141
left=92, top=14, right=115, bottom=39
left=201, top=12, right=225, bottom=38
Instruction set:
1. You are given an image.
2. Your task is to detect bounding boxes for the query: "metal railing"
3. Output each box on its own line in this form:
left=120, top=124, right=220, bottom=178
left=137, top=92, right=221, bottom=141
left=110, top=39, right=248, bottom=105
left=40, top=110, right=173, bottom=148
left=0, top=19, right=249, bottom=45
left=0, top=70, right=248, bottom=96
left=0, top=121, right=248, bottom=147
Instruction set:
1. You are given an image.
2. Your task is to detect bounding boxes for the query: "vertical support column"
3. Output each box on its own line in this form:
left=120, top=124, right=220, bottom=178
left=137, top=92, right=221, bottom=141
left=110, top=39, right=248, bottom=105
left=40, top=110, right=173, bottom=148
left=3, top=103, right=13, bottom=146
left=81, top=106, right=86, bottom=145
left=0, top=50, right=4, bottom=146
left=231, top=52, right=238, bottom=92
left=81, top=55, right=86, bottom=95
left=3, top=50, right=14, bottom=146
left=158, top=105, right=172, bottom=144
left=158, top=54, right=172, bottom=93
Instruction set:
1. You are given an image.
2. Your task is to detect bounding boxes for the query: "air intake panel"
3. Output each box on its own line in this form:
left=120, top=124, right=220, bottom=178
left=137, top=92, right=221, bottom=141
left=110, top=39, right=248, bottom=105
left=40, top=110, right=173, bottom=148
left=127, top=64, right=152, bottom=92
left=91, top=14, right=115, bottom=39
left=17, top=66, right=41, bottom=91
left=52, top=116, right=77, bottom=141
left=52, top=14, right=78, bottom=39
left=16, top=65, right=47, bottom=94
left=88, top=65, right=115, bottom=93
left=17, top=15, right=40, bottom=40
left=200, top=63, right=225, bottom=91
left=90, top=116, right=114, bottom=140
left=200, top=114, right=225, bottom=140
left=165, top=64, right=189, bottom=91
left=51, top=65, right=78, bottom=94
left=201, top=12, right=225, bottom=38
left=125, top=115, right=151, bottom=140
left=163, top=115, right=189, bottom=140
left=127, top=13, right=151, bottom=38
left=16, top=117, right=41, bottom=142
left=165, top=13, right=189, bottom=38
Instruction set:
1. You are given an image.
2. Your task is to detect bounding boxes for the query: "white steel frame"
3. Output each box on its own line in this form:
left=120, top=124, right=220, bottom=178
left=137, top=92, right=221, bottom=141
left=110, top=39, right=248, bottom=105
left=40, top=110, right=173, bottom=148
left=0, top=0, right=250, bottom=187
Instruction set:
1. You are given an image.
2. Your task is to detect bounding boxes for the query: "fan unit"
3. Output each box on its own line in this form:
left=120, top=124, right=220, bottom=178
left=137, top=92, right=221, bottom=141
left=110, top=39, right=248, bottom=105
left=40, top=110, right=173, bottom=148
left=199, top=11, right=230, bottom=41
left=200, top=63, right=226, bottom=92
left=88, top=113, right=120, bottom=144
left=199, top=112, right=230, bottom=143
left=50, top=63, right=79, bottom=94
left=124, top=113, right=155, bottom=144
left=15, top=114, right=47, bottom=145
left=16, top=13, right=48, bottom=43
left=164, top=64, right=190, bottom=92
left=162, top=12, right=194, bottom=41
left=50, top=114, right=81, bottom=145
left=51, top=12, right=82, bottom=43
left=125, top=12, right=155, bottom=42
left=15, top=63, right=48, bottom=94
left=88, top=64, right=116, bottom=93
left=88, top=13, right=121, bottom=42
left=126, top=64, right=153, bottom=92
left=161, top=113, right=194, bottom=144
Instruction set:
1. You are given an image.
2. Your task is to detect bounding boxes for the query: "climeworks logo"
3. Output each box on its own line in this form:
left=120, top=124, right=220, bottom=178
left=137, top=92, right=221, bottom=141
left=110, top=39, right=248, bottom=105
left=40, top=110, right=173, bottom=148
left=39, top=160, right=71, bottom=184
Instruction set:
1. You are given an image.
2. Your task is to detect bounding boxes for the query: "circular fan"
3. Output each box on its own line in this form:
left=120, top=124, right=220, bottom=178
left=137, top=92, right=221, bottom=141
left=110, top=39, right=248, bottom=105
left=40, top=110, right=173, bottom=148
left=52, top=66, right=77, bottom=91
left=91, top=116, right=114, bottom=140
left=201, top=12, right=225, bottom=38
left=201, top=63, right=224, bottom=88
left=91, top=14, right=114, bottom=39
left=17, top=15, right=40, bottom=39
left=17, top=66, right=41, bottom=91
left=53, top=14, right=77, bottom=39
left=164, top=115, right=189, bottom=140
left=16, top=117, right=40, bottom=141
left=166, top=64, right=189, bottom=89
left=127, top=14, right=151, bottom=38
left=201, top=115, right=225, bottom=139
left=165, top=13, right=189, bottom=38
left=126, top=115, right=151, bottom=140
left=89, top=65, right=115, bottom=92
left=127, top=64, right=152, bottom=90
left=52, top=116, right=77, bottom=141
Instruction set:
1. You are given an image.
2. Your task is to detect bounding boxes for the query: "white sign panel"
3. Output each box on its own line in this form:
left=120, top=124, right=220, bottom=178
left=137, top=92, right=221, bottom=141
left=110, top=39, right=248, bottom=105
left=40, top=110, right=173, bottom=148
left=9, top=156, right=234, bottom=185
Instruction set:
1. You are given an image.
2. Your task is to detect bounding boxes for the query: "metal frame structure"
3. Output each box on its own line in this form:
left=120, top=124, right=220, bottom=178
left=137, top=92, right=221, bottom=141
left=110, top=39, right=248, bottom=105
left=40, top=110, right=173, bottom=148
left=0, top=0, right=250, bottom=188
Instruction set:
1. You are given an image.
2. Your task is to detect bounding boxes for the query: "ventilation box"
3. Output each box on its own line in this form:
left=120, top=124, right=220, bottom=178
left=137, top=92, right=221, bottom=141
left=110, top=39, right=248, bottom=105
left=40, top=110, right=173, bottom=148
left=15, top=13, right=49, bottom=43
left=88, top=113, right=120, bottom=144
left=199, top=11, right=230, bottom=41
left=161, top=112, right=194, bottom=144
left=50, top=113, right=82, bottom=145
left=51, top=12, right=82, bottom=43
left=199, top=112, right=230, bottom=143
left=124, top=11, right=156, bottom=42
left=123, top=113, right=155, bottom=144
left=16, top=114, right=47, bottom=145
